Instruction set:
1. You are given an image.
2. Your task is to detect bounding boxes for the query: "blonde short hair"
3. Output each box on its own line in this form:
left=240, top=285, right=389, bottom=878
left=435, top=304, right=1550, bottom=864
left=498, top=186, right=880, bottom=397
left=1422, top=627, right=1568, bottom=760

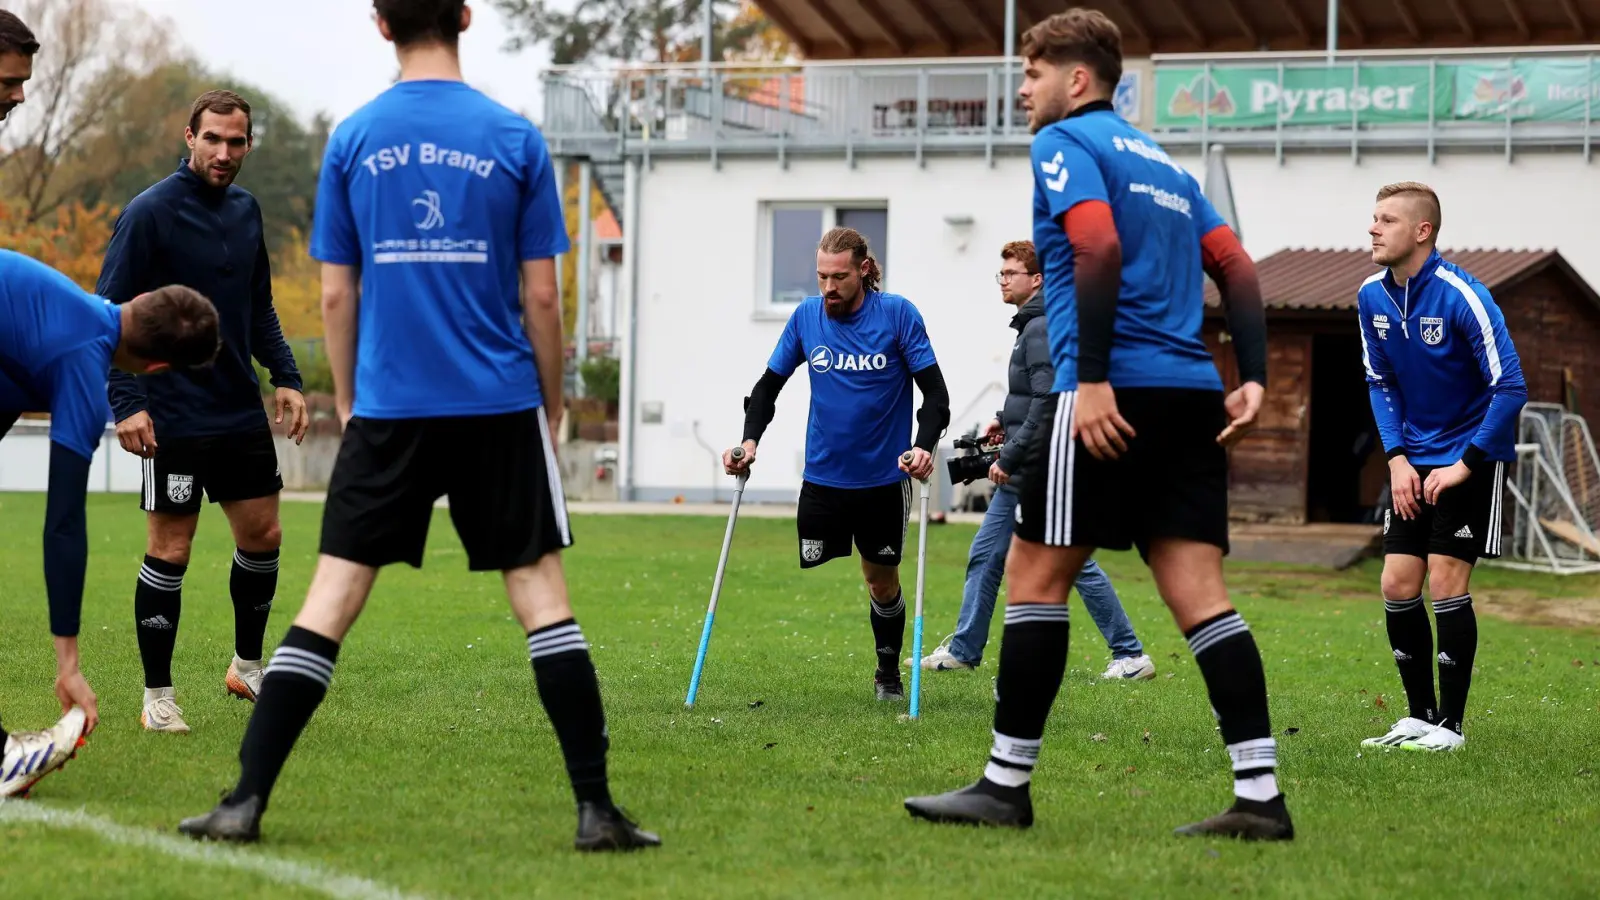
left=1376, top=181, right=1441, bottom=243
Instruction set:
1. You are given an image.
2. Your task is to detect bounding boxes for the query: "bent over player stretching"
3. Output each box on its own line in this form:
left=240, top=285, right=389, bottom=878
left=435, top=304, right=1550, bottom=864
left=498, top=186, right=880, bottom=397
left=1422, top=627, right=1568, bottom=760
left=726, top=226, right=950, bottom=703
left=1359, top=182, right=1526, bottom=753
left=1, top=251, right=218, bottom=797
left=904, top=8, right=1293, bottom=840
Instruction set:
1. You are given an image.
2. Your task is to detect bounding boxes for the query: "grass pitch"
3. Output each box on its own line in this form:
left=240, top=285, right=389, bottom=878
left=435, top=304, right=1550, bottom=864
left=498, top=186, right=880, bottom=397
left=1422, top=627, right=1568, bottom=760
left=1, top=493, right=1598, bottom=899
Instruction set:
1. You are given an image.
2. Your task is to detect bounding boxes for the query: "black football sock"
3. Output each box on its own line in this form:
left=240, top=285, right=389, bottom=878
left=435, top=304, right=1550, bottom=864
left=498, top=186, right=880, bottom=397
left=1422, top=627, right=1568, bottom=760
left=1185, top=610, right=1280, bottom=804
left=529, top=619, right=613, bottom=807
left=1383, top=594, right=1437, bottom=724
left=869, top=589, right=906, bottom=679
left=1432, top=594, right=1478, bottom=734
left=982, top=603, right=1070, bottom=796
left=230, top=548, right=279, bottom=662
left=228, top=626, right=339, bottom=809
left=135, top=556, right=185, bottom=689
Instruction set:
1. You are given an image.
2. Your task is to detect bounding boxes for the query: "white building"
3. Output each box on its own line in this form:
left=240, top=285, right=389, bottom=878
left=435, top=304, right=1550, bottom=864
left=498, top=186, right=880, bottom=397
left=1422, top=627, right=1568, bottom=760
left=543, top=0, right=1600, bottom=506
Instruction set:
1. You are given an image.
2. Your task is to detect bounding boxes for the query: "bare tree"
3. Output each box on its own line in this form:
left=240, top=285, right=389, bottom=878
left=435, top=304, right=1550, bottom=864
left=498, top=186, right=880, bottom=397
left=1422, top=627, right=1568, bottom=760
left=0, top=0, right=171, bottom=223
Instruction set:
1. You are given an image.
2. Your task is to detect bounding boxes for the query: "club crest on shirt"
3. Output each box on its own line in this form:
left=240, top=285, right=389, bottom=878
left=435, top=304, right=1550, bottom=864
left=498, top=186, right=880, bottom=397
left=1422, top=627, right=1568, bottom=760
left=801, top=538, right=824, bottom=561
left=167, top=474, right=194, bottom=504
left=1420, top=316, right=1445, bottom=346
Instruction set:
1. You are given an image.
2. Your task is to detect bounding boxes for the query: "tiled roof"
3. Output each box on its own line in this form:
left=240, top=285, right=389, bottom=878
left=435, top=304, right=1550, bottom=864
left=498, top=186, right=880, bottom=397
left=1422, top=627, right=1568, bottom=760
left=1204, top=247, right=1582, bottom=311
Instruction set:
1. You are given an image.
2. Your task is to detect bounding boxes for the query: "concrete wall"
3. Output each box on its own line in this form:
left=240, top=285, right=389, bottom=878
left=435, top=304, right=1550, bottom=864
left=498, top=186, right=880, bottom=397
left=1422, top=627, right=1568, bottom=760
left=1, top=423, right=622, bottom=503
left=623, top=146, right=1600, bottom=503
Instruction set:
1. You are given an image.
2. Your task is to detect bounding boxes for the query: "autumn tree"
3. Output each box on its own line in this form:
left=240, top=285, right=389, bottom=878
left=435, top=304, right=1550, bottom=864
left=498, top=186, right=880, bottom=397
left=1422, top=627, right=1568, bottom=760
left=0, top=0, right=170, bottom=224
left=0, top=199, right=115, bottom=290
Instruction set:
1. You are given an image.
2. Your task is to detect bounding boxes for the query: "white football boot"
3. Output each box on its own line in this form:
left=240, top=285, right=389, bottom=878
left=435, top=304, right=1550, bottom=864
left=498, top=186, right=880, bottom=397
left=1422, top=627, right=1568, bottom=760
left=140, top=687, right=191, bottom=734
left=1401, top=727, right=1465, bottom=752
left=0, top=706, right=89, bottom=798
left=1360, top=716, right=1435, bottom=749
left=225, top=657, right=265, bottom=702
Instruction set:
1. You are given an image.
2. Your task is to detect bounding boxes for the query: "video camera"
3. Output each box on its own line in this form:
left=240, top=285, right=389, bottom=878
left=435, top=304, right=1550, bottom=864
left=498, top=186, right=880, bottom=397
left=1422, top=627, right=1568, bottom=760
left=946, top=432, right=1001, bottom=486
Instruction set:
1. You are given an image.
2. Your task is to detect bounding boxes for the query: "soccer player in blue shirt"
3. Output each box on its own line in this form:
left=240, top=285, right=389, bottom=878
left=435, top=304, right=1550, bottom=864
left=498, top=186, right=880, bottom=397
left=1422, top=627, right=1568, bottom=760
left=1357, top=182, right=1527, bottom=753
left=0, top=248, right=220, bottom=798
left=102, top=89, right=309, bottom=734
left=904, top=9, right=1293, bottom=840
left=727, top=226, right=951, bottom=702
left=177, top=0, right=658, bottom=852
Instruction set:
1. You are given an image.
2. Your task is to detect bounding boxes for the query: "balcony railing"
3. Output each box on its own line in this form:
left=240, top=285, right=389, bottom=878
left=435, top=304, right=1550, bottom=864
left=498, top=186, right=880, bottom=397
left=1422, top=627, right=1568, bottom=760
left=541, top=49, right=1599, bottom=163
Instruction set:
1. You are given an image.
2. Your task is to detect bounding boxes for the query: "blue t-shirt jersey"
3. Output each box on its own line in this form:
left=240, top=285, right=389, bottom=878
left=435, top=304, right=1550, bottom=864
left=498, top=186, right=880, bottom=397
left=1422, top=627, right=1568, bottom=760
left=310, top=80, right=570, bottom=419
left=767, top=292, right=938, bottom=489
left=0, top=250, right=122, bottom=460
left=1031, top=108, right=1226, bottom=393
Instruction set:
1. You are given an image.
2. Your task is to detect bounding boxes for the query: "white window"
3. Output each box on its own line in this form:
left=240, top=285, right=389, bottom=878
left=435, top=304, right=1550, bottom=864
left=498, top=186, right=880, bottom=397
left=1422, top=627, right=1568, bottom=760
left=757, top=202, right=889, bottom=317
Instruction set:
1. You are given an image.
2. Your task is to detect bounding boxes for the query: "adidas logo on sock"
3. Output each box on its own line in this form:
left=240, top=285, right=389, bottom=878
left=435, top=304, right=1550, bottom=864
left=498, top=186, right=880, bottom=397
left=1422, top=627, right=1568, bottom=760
left=139, top=615, right=174, bottom=630
left=1454, top=524, right=1473, bottom=539
left=1438, top=652, right=1456, bottom=666
left=1393, top=648, right=1411, bottom=661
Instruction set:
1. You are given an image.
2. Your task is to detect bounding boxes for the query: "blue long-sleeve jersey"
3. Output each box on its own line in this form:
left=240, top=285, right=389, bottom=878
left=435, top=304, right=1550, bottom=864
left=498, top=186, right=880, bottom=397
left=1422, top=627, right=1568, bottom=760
left=101, top=159, right=301, bottom=436
left=0, top=250, right=124, bottom=638
left=1357, top=249, right=1528, bottom=469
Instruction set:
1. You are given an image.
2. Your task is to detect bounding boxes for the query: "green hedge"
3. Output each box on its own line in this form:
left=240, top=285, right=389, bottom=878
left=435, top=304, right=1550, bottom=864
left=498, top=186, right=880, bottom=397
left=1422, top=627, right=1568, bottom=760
left=579, top=354, right=620, bottom=404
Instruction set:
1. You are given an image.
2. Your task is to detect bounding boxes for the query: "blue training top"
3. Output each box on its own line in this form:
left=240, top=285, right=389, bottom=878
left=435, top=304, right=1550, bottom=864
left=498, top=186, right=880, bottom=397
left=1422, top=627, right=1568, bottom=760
left=1030, top=105, right=1226, bottom=392
left=0, top=249, right=122, bottom=460
left=311, top=79, right=570, bottom=419
left=1357, top=248, right=1528, bottom=466
left=0, top=249, right=122, bottom=637
left=766, top=291, right=938, bottom=489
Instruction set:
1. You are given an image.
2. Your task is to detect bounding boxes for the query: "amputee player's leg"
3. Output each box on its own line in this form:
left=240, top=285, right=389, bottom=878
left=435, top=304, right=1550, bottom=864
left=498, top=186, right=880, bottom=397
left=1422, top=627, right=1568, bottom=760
left=179, top=417, right=434, bottom=843
left=137, top=509, right=200, bottom=734
left=858, top=480, right=911, bottom=700
left=449, top=407, right=659, bottom=852
left=213, top=426, right=288, bottom=702
left=906, top=391, right=1112, bottom=828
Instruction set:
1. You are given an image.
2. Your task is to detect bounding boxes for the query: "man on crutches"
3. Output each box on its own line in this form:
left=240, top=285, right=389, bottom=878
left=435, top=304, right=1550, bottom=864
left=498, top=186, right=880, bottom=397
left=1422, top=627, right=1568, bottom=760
left=723, top=226, right=950, bottom=704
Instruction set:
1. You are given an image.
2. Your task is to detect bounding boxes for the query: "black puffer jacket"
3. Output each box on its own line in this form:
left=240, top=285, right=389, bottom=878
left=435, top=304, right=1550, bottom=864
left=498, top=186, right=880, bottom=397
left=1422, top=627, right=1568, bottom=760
left=995, top=293, right=1053, bottom=491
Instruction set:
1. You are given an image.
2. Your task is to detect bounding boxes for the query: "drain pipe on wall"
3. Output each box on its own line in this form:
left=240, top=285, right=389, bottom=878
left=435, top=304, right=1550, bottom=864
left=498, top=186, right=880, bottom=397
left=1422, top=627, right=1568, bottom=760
left=619, top=156, right=643, bottom=501
left=691, top=420, right=723, bottom=504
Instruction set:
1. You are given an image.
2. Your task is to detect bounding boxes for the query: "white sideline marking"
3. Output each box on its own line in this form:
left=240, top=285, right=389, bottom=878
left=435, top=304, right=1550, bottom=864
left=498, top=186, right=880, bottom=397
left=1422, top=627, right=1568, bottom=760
left=0, top=801, right=431, bottom=900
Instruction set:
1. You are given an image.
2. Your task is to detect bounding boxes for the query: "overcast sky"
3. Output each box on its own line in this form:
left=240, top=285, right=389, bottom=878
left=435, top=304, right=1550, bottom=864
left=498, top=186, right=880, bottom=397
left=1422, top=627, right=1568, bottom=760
left=138, top=0, right=555, bottom=125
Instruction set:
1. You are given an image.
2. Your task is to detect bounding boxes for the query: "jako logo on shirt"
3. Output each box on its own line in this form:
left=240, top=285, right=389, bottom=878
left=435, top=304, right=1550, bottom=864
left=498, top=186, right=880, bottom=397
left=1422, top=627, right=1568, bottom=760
left=810, top=345, right=888, bottom=374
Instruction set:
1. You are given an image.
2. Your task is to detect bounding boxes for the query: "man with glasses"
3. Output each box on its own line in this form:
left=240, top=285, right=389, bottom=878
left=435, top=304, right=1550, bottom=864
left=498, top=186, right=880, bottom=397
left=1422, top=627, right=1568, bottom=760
left=910, top=240, right=1153, bottom=679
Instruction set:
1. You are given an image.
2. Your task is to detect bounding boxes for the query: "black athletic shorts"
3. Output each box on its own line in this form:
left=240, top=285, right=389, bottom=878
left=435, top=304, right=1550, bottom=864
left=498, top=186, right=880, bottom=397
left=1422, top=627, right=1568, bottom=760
left=1015, top=387, right=1230, bottom=560
left=1383, top=461, right=1505, bottom=564
left=141, top=424, right=283, bottom=514
left=319, top=407, right=571, bottom=571
left=796, top=479, right=912, bottom=569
